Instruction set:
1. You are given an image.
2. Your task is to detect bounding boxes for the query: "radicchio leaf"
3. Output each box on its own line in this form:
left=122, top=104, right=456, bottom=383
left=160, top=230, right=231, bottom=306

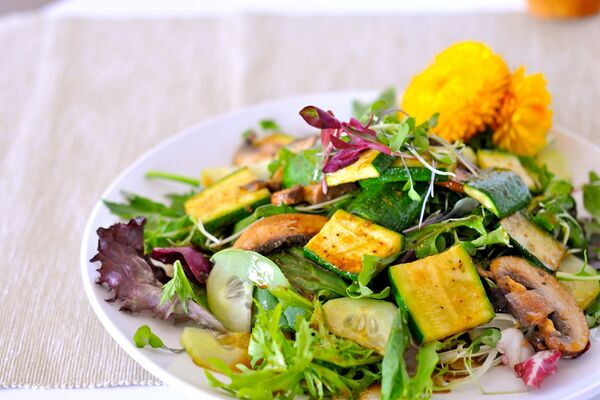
left=513, top=350, right=560, bottom=389
left=497, top=328, right=535, bottom=367
left=151, top=246, right=211, bottom=285
left=91, top=218, right=225, bottom=332
left=299, top=106, right=341, bottom=129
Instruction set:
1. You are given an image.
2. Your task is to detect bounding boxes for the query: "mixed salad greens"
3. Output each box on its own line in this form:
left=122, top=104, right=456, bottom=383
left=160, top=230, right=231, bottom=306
left=92, top=88, right=600, bottom=399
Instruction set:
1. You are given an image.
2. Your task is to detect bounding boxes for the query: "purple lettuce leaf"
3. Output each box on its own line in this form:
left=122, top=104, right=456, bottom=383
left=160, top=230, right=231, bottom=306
left=322, top=148, right=365, bottom=173
left=151, top=247, right=212, bottom=285
left=91, top=218, right=226, bottom=332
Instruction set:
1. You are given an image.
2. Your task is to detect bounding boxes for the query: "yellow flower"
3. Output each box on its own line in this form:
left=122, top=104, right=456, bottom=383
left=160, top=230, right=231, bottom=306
left=402, top=41, right=510, bottom=142
left=492, top=67, right=552, bottom=156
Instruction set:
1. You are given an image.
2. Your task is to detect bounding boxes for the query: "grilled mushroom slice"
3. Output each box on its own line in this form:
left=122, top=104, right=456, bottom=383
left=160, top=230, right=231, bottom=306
left=302, top=182, right=357, bottom=204
left=271, top=185, right=305, bottom=206
left=488, top=256, right=589, bottom=357
left=233, top=133, right=293, bottom=166
left=233, top=134, right=318, bottom=166
left=233, top=214, right=327, bottom=254
left=271, top=183, right=358, bottom=206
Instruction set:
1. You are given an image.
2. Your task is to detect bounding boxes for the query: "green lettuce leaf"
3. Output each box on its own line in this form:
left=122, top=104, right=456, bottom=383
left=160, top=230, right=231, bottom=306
left=268, top=247, right=347, bottom=299
left=584, top=171, right=600, bottom=220
left=405, top=214, right=488, bottom=259
left=206, top=302, right=379, bottom=399
left=103, top=191, right=202, bottom=252
left=381, top=307, right=441, bottom=400
left=345, top=254, right=397, bottom=299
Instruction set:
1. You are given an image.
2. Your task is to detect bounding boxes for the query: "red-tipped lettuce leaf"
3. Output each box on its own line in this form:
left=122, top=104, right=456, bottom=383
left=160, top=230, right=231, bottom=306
left=91, top=218, right=225, bottom=332
left=342, top=117, right=377, bottom=137
left=151, top=247, right=211, bottom=285
left=329, top=135, right=354, bottom=149
left=513, top=350, right=560, bottom=389
left=352, top=136, right=392, bottom=155
left=299, top=106, right=341, bottom=129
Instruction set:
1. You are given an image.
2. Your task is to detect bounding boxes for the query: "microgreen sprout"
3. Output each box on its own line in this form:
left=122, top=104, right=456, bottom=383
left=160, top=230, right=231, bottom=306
left=133, top=325, right=184, bottom=353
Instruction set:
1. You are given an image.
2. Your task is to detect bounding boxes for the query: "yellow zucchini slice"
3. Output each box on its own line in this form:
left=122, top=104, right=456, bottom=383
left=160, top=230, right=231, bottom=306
left=304, top=210, right=403, bottom=279
left=325, top=150, right=392, bottom=186
left=185, top=167, right=270, bottom=231
left=477, top=149, right=537, bottom=190
left=200, top=167, right=233, bottom=187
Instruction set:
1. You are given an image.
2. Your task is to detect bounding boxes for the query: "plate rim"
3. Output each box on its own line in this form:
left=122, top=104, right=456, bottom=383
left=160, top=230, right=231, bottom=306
left=79, top=90, right=600, bottom=399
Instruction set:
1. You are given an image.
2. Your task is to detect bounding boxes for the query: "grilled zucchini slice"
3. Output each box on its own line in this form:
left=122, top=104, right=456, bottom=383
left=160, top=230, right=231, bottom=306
left=325, top=150, right=393, bottom=186
left=347, top=182, right=425, bottom=232
left=360, top=156, right=450, bottom=188
left=500, top=211, right=567, bottom=272
left=464, top=168, right=531, bottom=218
left=476, top=149, right=537, bottom=190
left=304, top=210, right=404, bottom=280
left=200, top=167, right=233, bottom=187
left=185, top=167, right=270, bottom=231
left=389, top=244, right=494, bottom=343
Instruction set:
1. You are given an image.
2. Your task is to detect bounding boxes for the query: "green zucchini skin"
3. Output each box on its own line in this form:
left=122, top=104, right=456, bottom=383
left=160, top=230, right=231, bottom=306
left=464, top=168, right=532, bottom=218
left=500, top=212, right=567, bottom=272
left=347, top=183, right=425, bottom=232
left=360, top=166, right=449, bottom=188
left=303, top=247, right=357, bottom=280
left=388, top=244, right=494, bottom=343
left=204, top=196, right=271, bottom=232
left=371, top=153, right=395, bottom=174
left=389, top=272, right=425, bottom=343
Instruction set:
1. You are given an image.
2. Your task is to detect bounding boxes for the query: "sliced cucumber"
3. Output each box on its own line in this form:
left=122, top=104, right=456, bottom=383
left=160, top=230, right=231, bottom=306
left=464, top=168, right=532, bottom=218
left=325, top=150, right=393, bottom=186
left=209, top=248, right=310, bottom=331
left=558, top=254, right=600, bottom=309
left=536, top=146, right=572, bottom=182
left=180, top=327, right=250, bottom=371
left=206, top=254, right=255, bottom=332
left=500, top=211, right=567, bottom=272
left=476, top=149, right=537, bottom=190
left=323, top=297, right=397, bottom=355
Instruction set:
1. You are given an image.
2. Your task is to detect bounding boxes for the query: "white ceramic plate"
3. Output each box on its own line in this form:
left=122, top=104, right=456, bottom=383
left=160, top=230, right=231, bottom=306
left=81, top=90, right=600, bottom=400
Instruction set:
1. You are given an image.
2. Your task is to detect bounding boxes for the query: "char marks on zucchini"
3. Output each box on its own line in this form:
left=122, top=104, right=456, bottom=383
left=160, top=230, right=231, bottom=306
left=304, top=210, right=404, bottom=279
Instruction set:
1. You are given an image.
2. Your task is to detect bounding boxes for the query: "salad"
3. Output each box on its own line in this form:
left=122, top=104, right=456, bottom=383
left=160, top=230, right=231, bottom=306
left=91, top=43, right=600, bottom=400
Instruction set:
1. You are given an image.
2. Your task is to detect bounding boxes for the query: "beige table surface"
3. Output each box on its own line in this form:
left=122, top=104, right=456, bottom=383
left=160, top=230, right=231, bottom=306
left=1, top=11, right=599, bottom=389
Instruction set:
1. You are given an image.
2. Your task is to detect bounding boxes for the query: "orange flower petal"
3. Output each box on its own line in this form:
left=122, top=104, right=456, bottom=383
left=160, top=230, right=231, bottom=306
left=492, top=67, right=552, bottom=156
left=402, top=42, right=510, bottom=142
